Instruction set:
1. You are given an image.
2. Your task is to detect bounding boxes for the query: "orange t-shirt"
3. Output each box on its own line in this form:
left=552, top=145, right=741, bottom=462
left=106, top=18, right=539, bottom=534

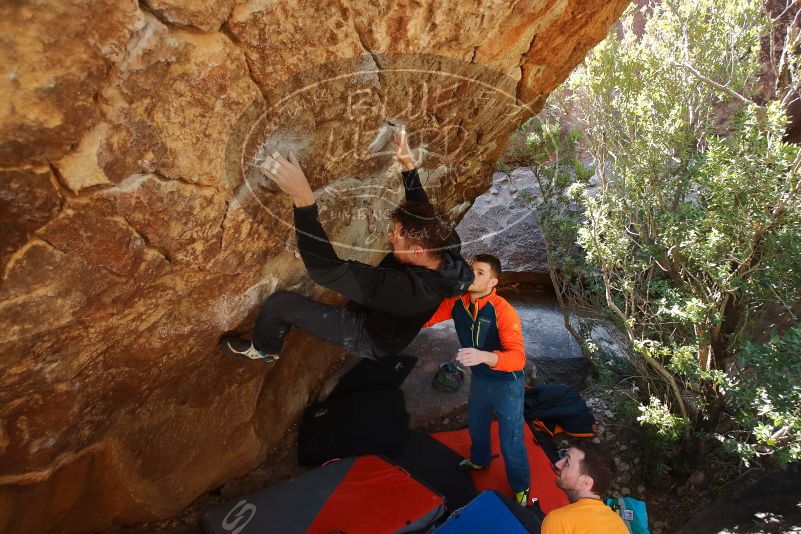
left=541, top=498, right=629, bottom=534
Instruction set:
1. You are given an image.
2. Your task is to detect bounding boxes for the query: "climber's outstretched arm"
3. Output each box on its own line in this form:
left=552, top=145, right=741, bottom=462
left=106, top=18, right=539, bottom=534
left=260, top=151, right=440, bottom=316
left=392, top=127, right=430, bottom=205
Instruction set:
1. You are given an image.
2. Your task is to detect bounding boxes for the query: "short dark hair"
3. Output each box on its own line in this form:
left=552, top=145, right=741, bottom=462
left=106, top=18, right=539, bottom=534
left=572, top=440, right=616, bottom=497
left=390, top=201, right=450, bottom=258
left=472, top=253, right=502, bottom=279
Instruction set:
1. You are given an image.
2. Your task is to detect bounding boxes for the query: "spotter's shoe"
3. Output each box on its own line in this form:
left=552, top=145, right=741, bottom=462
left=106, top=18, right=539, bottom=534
left=457, top=458, right=488, bottom=473
left=514, top=488, right=530, bottom=507
left=219, top=335, right=279, bottom=363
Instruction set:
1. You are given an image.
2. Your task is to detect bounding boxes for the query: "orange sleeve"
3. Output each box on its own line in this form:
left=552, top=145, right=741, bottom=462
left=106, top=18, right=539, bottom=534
left=490, top=300, right=526, bottom=372
left=422, top=296, right=457, bottom=327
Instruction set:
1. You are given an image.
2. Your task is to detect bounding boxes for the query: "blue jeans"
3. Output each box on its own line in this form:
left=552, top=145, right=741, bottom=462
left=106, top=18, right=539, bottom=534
left=468, top=375, right=530, bottom=492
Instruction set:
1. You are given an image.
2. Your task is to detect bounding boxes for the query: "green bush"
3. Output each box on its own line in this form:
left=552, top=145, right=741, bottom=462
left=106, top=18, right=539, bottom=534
left=506, top=0, right=801, bottom=463
left=726, top=327, right=801, bottom=464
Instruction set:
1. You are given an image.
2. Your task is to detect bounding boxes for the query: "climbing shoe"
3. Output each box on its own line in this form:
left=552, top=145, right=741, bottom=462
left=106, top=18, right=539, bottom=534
left=457, top=458, right=487, bottom=472
left=219, top=335, right=279, bottom=363
left=514, top=488, right=530, bottom=507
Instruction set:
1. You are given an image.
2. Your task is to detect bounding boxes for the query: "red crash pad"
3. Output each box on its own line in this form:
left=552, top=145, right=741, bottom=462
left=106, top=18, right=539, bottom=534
left=432, top=421, right=569, bottom=514
left=307, top=455, right=445, bottom=534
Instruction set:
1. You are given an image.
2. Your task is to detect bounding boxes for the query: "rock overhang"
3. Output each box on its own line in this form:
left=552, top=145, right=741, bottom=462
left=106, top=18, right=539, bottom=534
left=0, top=1, right=631, bottom=531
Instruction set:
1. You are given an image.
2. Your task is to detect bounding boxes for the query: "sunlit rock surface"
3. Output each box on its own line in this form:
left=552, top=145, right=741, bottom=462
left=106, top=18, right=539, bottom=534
left=0, top=0, right=630, bottom=531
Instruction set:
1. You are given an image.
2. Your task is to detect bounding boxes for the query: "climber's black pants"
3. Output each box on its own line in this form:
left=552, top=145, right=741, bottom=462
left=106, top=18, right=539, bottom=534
left=251, top=290, right=390, bottom=360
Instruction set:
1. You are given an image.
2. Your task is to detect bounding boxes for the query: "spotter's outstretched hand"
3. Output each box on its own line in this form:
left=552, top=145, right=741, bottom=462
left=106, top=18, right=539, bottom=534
left=456, top=347, right=497, bottom=367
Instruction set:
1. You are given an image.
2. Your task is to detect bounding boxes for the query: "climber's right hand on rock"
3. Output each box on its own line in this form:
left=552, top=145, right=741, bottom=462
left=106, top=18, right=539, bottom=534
left=393, top=127, right=416, bottom=171
left=260, top=150, right=315, bottom=208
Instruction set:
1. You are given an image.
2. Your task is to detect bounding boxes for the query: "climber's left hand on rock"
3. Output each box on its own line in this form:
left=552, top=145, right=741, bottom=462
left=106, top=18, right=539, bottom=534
left=393, top=127, right=416, bottom=171
left=260, top=150, right=315, bottom=208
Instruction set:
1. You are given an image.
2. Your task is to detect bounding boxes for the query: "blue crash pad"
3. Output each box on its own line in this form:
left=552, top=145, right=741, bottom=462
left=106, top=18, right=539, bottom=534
left=435, top=490, right=529, bottom=534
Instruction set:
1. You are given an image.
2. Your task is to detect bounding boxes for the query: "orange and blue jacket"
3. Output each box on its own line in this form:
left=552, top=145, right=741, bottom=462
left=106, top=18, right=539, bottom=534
left=424, top=288, right=526, bottom=381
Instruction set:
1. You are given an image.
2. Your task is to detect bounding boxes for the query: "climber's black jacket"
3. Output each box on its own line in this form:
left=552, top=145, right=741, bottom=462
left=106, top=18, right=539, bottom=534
left=293, top=168, right=474, bottom=354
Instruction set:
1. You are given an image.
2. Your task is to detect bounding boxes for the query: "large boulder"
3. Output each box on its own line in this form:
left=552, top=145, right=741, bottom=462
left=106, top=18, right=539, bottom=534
left=457, top=167, right=548, bottom=274
left=0, top=1, right=630, bottom=531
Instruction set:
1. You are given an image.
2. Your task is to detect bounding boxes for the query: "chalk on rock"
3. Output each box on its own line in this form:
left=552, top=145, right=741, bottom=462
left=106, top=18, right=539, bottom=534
left=368, top=122, right=395, bottom=154
left=368, top=121, right=406, bottom=154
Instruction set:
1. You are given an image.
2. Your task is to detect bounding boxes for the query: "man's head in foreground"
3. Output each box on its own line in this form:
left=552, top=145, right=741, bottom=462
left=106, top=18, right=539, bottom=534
left=389, top=201, right=449, bottom=268
left=554, top=440, right=617, bottom=502
left=468, top=254, right=501, bottom=297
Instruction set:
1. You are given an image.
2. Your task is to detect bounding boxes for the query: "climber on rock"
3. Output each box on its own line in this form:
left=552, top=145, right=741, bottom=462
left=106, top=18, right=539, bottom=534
left=219, top=128, right=474, bottom=363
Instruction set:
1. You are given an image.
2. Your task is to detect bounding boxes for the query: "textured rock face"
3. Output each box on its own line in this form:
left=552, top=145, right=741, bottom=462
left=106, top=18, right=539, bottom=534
left=0, top=1, right=629, bottom=531
left=458, top=168, right=549, bottom=273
